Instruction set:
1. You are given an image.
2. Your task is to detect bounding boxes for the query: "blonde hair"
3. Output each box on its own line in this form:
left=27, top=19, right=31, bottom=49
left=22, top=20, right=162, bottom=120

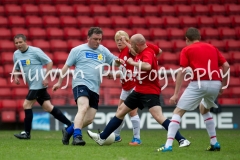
left=114, top=30, right=130, bottom=42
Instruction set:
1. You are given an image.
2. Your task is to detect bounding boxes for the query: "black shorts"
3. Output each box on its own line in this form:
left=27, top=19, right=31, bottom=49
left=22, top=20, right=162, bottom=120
left=26, top=88, right=51, bottom=106
left=124, top=91, right=161, bottom=110
left=73, top=85, right=99, bottom=110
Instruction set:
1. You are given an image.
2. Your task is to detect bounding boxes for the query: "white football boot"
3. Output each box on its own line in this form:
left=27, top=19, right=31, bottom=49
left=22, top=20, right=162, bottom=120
left=87, top=130, right=105, bottom=146
left=179, top=139, right=191, bottom=147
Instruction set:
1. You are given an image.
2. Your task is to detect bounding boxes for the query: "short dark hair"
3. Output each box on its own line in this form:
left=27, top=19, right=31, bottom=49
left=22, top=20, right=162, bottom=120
left=14, top=34, right=27, bottom=41
left=88, top=27, right=103, bottom=37
left=185, top=27, right=201, bottom=41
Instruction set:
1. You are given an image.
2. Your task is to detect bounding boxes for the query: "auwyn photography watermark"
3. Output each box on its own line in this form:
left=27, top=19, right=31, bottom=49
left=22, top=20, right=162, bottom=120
left=10, top=60, right=230, bottom=90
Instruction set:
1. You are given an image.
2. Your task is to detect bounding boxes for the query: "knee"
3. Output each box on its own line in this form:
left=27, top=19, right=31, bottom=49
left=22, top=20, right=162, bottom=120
left=77, top=104, right=89, bottom=113
left=42, top=104, right=53, bottom=112
left=115, top=106, right=127, bottom=119
left=129, top=110, right=138, bottom=117
left=85, top=118, right=94, bottom=126
left=23, top=101, right=32, bottom=110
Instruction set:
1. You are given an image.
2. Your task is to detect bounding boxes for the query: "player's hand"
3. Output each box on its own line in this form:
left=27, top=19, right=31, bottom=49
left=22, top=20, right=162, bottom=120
left=130, top=50, right=137, bottom=56
left=107, top=73, right=113, bottom=79
left=115, top=58, right=125, bottom=65
left=121, top=36, right=127, bottom=42
left=218, top=89, right=224, bottom=96
left=14, top=77, right=20, bottom=85
left=52, top=83, right=61, bottom=91
left=127, top=57, right=134, bottom=65
left=169, top=95, right=178, bottom=105
left=42, top=79, right=49, bottom=87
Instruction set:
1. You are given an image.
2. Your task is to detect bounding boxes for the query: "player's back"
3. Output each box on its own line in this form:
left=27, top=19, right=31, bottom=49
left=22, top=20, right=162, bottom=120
left=181, top=42, right=226, bottom=81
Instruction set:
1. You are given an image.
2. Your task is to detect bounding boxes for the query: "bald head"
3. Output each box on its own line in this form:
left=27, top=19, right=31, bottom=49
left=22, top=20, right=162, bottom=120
left=130, top=34, right=146, bottom=45
left=130, top=34, right=147, bottom=53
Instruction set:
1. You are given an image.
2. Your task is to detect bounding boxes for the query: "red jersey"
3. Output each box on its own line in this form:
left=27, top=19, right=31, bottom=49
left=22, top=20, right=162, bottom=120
left=133, top=47, right=161, bottom=95
left=118, top=43, right=160, bottom=90
left=147, top=42, right=159, bottom=55
left=180, top=42, right=226, bottom=81
left=118, top=47, right=135, bottom=90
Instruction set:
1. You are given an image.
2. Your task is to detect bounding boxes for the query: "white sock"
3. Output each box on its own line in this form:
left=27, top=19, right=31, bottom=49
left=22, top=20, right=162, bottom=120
left=202, top=112, right=217, bottom=145
left=131, top=115, right=140, bottom=139
left=165, top=114, right=181, bottom=148
left=114, top=120, right=124, bottom=137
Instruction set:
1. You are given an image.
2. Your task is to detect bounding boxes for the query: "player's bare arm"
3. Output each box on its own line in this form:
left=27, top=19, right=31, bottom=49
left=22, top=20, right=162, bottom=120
left=219, top=61, right=230, bottom=95
left=156, top=48, right=163, bottom=57
left=42, top=62, right=53, bottom=87
left=13, top=70, right=20, bottom=85
left=121, top=36, right=138, bottom=56
left=107, top=71, right=121, bottom=79
left=52, top=64, right=69, bottom=91
left=169, top=69, right=186, bottom=105
left=114, top=58, right=125, bottom=67
left=127, top=57, right=151, bottom=71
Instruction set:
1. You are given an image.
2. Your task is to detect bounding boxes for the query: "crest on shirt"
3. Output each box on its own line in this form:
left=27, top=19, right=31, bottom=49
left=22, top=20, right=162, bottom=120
left=98, top=54, right=103, bottom=61
left=85, top=52, right=104, bottom=61
left=20, top=59, right=31, bottom=66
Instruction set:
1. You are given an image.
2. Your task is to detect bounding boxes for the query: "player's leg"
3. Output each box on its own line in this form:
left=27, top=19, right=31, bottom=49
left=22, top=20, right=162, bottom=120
left=114, top=89, right=133, bottom=142
left=41, top=101, right=72, bottom=127
left=149, top=105, right=188, bottom=147
left=37, top=88, right=73, bottom=144
left=200, top=81, right=221, bottom=151
left=14, top=98, right=36, bottom=139
left=41, top=100, right=73, bottom=144
left=156, top=107, right=186, bottom=152
left=71, top=85, right=97, bottom=146
left=200, top=104, right=220, bottom=151
left=143, top=94, right=189, bottom=149
left=113, top=99, right=124, bottom=142
left=71, top=96, right=89, bottom=145
left=128, top=108, right=141, bottom=145
left=87, top=91, right=140, bottom=146
left=82, top=107, right=97, bottom=128
left=87, top=102, right=132, bottom=145
left=39, top=89, right=71, bottom=127
left=158, top=81, right=204, bottom=152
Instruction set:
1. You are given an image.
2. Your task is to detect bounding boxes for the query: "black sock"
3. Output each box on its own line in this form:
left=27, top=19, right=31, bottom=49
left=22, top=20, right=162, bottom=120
left=50, top=107, right=72, bottom=127
left=100, top=116, right=123, bottom=139
left=162, top=119, right=185, bottom=143
left=24, top=109, right=33, bottom=135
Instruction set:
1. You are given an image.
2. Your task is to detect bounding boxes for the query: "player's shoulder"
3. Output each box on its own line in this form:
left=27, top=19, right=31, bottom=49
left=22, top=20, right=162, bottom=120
left=28, top=46, right=45, bottom=53
left=145, top=46, right=155, bottom=54
left=13, top=49, right=21, bottom=55
left=71, top=43, right=88, bottom=51
left=120, top=47, right=129, bottom=54
left=98, top=44, right=109, bottom=52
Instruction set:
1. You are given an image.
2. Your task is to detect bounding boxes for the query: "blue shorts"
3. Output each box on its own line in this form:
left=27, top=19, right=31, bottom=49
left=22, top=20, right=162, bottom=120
left=73, top=85, right=99, bottom=110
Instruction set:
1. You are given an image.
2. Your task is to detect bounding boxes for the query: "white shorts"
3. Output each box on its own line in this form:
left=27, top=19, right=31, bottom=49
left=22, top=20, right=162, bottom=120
left=177, top=81, right=221, bottom=111
left=120, top=88, right=134, bottom=101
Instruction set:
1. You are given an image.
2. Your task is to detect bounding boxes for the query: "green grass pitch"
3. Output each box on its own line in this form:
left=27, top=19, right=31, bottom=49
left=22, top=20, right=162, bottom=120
left=0, top=130, right=239, bottom=160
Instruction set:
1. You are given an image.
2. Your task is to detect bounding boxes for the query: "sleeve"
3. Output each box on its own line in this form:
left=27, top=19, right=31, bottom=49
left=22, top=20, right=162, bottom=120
left=65, top=48, right=77, bottom=67
left=142, top=50, right=153, bottom=65
left=103, top=46, right=117, bottom=65
left=147, top=42, right=160, bottom=55
left=36, top=49, right=52, bottom=65
left=13, top=53, right=20, bottom=71
left=179, top=48, right=189, bottom=67
left=216, top=48, right=227, bottom=66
